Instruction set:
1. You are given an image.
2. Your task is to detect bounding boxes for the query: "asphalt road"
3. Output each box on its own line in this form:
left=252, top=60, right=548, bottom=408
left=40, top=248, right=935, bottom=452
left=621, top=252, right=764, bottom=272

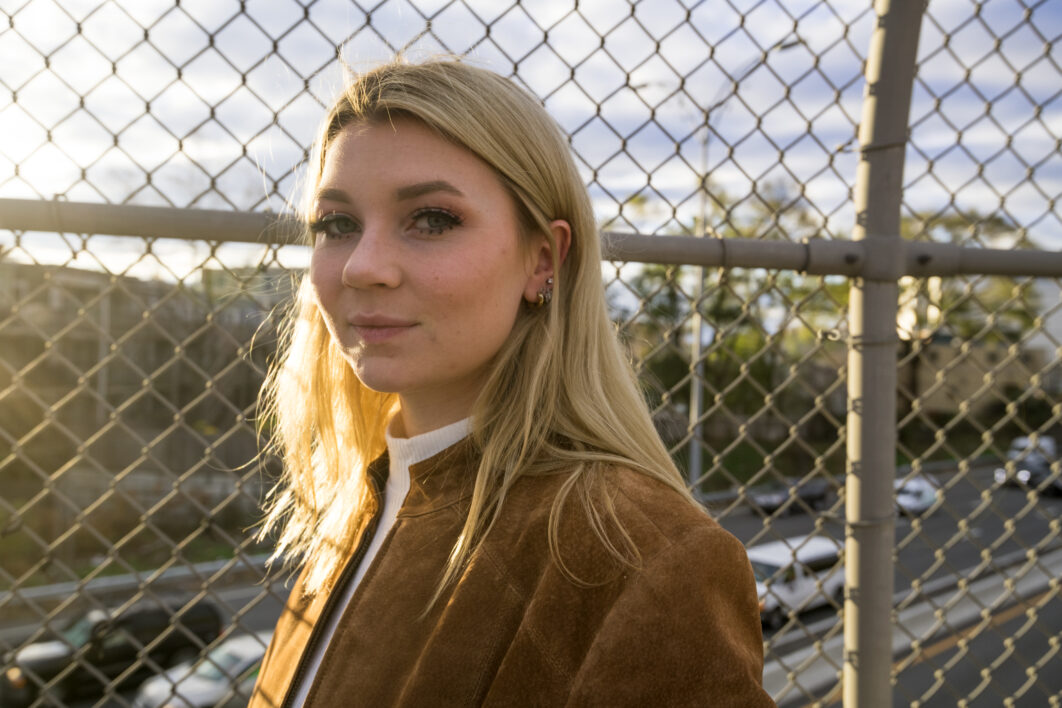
left=784, top=584, right=1062, bottom=707
left=890, top=587, right=1062, bottom=707
left=721, top=463, right=1062, bottom=706
left=718, top=464, right=1062, bottom=629
left=16, top=463, right=1062, bottom=706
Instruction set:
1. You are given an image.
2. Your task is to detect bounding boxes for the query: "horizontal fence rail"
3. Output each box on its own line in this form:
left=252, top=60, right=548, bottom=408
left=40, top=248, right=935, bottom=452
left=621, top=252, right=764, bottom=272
left=4, top=198, right=1062, bottom=278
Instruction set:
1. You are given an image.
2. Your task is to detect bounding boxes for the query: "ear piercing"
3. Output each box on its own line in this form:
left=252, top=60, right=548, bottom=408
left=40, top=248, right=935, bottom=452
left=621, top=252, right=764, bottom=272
left=535, top=277, right=554, bottom=307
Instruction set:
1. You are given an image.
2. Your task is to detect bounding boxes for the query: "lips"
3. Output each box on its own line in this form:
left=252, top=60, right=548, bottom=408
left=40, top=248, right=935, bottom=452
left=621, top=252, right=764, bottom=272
left=349, top=314, right=417, bottom=343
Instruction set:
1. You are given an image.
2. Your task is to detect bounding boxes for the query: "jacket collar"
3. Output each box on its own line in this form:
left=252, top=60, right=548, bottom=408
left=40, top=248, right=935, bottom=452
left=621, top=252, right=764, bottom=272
left=396, top=436, right=478, bottom=517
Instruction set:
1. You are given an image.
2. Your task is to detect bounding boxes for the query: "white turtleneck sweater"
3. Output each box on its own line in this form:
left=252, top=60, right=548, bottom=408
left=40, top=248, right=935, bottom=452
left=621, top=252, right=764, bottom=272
left=290, top=417, right=471, bottom=706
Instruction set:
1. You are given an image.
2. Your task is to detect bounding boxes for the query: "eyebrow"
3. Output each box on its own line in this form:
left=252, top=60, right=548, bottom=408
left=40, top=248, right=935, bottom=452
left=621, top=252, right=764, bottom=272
left=314, top=187, right=352, bottom=204
left=395, top=180, right=464, bottom=201
left=313, top=180, right=465, bottom=205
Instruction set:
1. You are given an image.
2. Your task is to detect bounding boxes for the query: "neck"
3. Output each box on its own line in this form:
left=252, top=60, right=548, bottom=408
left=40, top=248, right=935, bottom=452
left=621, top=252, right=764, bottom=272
left=393, top=392, right=477, bottom=439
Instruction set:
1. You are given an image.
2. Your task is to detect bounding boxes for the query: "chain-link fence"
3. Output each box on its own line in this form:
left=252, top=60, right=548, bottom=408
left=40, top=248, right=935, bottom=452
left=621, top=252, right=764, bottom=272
left=1, top=1, right=1060, bottom=706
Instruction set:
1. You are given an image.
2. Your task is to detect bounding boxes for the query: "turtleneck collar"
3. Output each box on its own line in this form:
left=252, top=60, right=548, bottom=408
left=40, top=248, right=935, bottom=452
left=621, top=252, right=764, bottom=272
left=386, top=417, right=471, bottom=470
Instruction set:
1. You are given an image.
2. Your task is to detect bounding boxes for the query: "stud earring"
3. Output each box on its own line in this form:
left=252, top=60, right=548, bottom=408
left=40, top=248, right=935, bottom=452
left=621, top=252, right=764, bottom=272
left=534, top=277, right=554, bottom=307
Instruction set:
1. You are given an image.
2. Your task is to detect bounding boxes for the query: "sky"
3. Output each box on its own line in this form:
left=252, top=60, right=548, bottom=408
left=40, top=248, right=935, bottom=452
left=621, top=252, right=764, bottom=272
left=0, top=0, right=1060, bottom=280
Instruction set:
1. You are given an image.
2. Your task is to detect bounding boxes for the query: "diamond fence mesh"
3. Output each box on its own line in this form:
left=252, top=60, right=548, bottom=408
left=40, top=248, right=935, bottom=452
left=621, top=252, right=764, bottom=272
left=0, top=0, right=1060, bottom=706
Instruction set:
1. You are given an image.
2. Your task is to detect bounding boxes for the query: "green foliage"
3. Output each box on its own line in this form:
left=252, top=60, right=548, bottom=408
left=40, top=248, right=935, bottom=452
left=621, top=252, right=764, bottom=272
left=608, top=185, right=1045, bottom=486
left=900, top=209, right=1041, bottom=343
left=609, top=181, right=848, bottom=484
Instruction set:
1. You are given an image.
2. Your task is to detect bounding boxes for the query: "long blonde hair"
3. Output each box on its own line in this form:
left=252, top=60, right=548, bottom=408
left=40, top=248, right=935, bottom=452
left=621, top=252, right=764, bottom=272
left=258, top=58, right=697, bottom=599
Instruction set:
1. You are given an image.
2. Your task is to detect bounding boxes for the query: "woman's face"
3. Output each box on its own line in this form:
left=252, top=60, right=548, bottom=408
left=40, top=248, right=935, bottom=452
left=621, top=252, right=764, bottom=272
left=309, top=117, right=541, bottom=434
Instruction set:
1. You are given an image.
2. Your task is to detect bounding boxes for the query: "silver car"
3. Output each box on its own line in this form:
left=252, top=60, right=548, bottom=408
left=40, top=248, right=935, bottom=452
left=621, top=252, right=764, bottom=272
left=994, top=436, right=1061, bottom=494
left=133, top=630, right=272, bottom=708
left=894, top=475, right=940, bottom=515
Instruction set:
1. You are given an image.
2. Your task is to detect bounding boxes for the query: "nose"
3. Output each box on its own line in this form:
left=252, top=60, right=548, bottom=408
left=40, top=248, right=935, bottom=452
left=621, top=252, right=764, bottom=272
left=341, top=224, right=401, bottom=289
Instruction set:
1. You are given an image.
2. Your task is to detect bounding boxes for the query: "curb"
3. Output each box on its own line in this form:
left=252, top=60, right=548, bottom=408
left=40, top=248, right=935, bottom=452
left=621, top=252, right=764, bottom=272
left=0, top=553, right=272, bottom=626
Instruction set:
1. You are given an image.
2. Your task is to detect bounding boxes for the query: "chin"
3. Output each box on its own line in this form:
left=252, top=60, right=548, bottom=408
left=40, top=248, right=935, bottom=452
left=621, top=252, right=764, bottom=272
left=349, top=363, right=408, bottom=395
left=352, top=373, right=402, bottom=395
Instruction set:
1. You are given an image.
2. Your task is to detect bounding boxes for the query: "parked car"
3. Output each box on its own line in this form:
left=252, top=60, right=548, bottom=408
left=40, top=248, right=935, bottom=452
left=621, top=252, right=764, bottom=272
left=134, top=630, right=272, bottom=708
left=1, top=600, right=221, bottom=707
left=994, top=435, right=1062, bottom=495
left=748, top=476, right=835, bottom=515
left=218, top=661, right=262, bottom=708
left=894, top=475, right=940, bottom=515
left=746, top=535, right=844, bottom=630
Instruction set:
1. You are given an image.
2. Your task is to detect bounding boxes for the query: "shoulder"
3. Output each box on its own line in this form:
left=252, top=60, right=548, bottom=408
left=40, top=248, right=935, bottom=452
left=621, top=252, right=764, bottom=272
left=487, top=466, right=772, bottom=706
left=607, top=465, right=729, bottom=546
left=606, top=466, right=757, bottom=593
left=491, top=463, right=749, bottom=589
left=569, top=469, right=772, bottom=705
left=583, top=465, right=741, bottom=558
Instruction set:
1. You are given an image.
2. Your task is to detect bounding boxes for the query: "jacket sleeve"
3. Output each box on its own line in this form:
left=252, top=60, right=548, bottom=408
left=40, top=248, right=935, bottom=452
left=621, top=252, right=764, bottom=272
left=565, top=523, right=777, bottom=708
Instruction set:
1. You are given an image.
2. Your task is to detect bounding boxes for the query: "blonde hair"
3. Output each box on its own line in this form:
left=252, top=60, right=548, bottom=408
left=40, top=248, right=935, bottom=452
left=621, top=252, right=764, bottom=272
left=258, top=58, right=697, bottom=599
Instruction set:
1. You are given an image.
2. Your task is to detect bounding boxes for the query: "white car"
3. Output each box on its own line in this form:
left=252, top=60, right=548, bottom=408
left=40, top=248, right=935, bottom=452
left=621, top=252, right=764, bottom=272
left=746, top=535, right=844, bottom=631
left=133, top=630, right=272, bottom=708
left=894, top=475, right=940, bottom=515
left=993, top=436, right=1061, bottom=494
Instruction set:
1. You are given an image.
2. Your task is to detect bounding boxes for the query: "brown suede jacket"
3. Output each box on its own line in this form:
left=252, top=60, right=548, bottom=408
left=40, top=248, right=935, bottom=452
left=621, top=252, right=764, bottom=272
left=250, top=440, right=775, bottom=707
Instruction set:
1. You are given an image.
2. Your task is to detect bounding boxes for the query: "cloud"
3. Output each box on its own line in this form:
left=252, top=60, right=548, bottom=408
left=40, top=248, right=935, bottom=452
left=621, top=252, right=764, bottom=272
left=0, top=0, right=1058, bottom=254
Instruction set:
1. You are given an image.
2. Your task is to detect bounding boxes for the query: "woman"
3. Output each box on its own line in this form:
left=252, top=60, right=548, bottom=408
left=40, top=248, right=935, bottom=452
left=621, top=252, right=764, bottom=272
left=250, top=59, right=774, bottom=707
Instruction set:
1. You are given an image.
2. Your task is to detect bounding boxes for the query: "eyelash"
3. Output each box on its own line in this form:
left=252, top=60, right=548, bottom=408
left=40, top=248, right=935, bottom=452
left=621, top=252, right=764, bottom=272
left=411, top=207, right=462, bottom=235
left=309, top=213, right=358, bottom=240
left=308, top=208, right=463, bottom=240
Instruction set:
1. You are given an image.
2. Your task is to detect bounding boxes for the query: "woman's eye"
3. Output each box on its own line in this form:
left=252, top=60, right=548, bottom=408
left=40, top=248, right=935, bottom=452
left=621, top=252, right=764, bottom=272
left=411, top=209, right=461, bottom=235
left=310, top=214, right=359, bottom=240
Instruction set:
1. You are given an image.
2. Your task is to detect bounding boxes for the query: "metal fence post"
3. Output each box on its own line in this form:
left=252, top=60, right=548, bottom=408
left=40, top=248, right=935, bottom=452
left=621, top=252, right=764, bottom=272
left=845, top=1, right=925, bottom=705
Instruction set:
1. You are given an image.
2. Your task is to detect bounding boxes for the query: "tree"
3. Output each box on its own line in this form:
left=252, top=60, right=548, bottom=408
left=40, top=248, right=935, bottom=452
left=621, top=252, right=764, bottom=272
left=607, top=181, right=843, bottom=488
left=608, top=189, right=1047, bottom=487
left=899, top=210, right=1040, bottom=344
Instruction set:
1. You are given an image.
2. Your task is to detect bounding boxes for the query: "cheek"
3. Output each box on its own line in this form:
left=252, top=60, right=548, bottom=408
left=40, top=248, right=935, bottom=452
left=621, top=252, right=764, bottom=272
left=308, top=250, right=327, bottom=288
left=455, top=269, right=524, bottom=341
left=309, top=255, right=341, bottom=319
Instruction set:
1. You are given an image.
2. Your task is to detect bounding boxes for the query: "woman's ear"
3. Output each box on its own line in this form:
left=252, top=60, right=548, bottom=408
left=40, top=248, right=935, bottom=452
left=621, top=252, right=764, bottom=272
left=549, top=219, right=572, bottom=268
left=524, top=220, right=572, bottom=304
